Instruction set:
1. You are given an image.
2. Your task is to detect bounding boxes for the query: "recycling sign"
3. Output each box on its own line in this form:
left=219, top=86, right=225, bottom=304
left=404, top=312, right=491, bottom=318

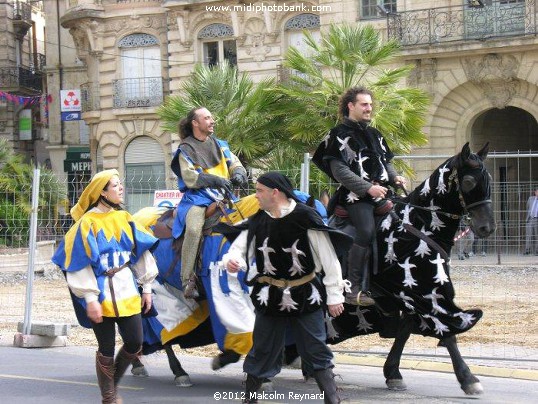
left=60, top=90, right=81, bottom=112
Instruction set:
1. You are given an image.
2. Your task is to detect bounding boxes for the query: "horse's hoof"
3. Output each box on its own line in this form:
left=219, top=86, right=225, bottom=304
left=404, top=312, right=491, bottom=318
left=211, top=356, right=222, bottom=371
left=463, top=382, right=483, bottom=395
left=261, top=379, right=275, bottom=393
left=131, top=365, right=149, bottom=377
left=386, top=379, right=407, bottom=391
left=175, top=374, right=193, bottom=388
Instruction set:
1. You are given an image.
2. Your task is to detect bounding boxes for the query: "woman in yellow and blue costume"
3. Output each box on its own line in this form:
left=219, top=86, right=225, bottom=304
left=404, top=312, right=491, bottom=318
left=170, top=106, right=247, bottom=299
left=52, top=169, right=158, bottom=404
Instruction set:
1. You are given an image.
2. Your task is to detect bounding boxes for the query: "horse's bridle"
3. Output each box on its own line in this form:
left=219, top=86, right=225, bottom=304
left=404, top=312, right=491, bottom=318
left=448, top=167, right=492, bottom=223
left=392, top=167, right=492, bottom=222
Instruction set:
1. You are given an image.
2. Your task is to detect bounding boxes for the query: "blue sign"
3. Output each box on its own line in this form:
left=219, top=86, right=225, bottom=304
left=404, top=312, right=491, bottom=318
left=61, top=111, right=81, bottom=121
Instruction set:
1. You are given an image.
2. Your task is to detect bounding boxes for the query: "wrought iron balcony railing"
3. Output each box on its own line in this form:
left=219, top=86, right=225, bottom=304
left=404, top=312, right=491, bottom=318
left=277, top=64, right=320, bottom=84
left=112, top=77, right=163, bottom=109
left=29, top=53, right=46, bottom=72
left=0, top=65, right=43, bottom=92
left=13, top=1, right=32, bottom=21
left=387, top=0, right=536, bottom=46
left=80, top=82, right=100, bottom=112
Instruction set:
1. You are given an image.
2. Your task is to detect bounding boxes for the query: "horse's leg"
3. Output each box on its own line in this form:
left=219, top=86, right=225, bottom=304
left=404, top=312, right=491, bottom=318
left=439, top=335, right=483, bottom=395
left=283, top=343, right=301, bottom=368
left=211, top=350, right=241, bottom=370
left=131, top=355, right=149, bottom=377
left=164, top=344, right=193, bottom=387
left=383, top=315, right=411, bottom=391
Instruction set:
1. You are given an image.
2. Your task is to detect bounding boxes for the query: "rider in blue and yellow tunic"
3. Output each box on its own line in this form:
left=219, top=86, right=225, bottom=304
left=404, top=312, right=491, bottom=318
left=170, top=106, right=247, bottom=299
left=52, top=169, right=158, bottom=404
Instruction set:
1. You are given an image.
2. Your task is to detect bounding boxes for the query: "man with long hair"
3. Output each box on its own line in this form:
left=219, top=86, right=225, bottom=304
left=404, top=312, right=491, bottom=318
left=170, top=107, right=247, bottom=299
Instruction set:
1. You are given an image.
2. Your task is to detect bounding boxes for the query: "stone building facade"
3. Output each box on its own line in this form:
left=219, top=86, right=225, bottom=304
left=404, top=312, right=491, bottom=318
left=44, top=0, right=89, bottom=184
left=52, top=0, right=537, bottom=211
left=0, top=1, right=45, bottom=162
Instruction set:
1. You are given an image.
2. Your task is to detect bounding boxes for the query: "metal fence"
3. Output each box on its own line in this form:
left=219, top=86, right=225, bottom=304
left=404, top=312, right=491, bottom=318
left=1, top=152, right=537, bottom=258
left=0, top=152, right=536, bottom=362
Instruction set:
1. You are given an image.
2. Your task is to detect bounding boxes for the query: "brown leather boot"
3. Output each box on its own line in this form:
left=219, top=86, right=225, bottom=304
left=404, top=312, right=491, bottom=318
left=96, top=351, right=116, bottom=404
left=113, top=346, right=141, bottom=403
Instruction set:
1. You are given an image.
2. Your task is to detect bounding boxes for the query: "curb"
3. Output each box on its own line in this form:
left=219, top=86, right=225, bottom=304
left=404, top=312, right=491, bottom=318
left=334, top=353, right=538, bottom=381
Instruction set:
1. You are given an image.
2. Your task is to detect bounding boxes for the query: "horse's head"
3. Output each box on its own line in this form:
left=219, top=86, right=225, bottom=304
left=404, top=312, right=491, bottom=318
left=454, top=142, right=496, bottom=238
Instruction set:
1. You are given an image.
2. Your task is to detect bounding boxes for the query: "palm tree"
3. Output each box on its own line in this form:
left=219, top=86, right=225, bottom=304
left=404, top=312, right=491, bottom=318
left=158, top=62, right=288, bottom=169
left=273, top=23, right=430, bottom=176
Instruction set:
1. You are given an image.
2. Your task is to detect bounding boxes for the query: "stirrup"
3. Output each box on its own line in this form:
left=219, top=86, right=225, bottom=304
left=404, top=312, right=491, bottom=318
left=357, top=291, right=375, bottom=306
left=183, top=275, right=199, bottom=299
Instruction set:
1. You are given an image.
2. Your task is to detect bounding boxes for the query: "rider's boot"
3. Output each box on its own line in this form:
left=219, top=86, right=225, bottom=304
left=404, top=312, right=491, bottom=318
left=96, top=351, right=116, bottom=404
left=344, top=244, right=375, bottom=306
left=313, top=368, right=340, bottom=404
left=242, top=374, right=264, bottom=403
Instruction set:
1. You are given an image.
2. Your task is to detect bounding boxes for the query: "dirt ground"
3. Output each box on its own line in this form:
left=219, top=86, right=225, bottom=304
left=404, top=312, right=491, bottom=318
left=1, top=265, right=536, bottom=358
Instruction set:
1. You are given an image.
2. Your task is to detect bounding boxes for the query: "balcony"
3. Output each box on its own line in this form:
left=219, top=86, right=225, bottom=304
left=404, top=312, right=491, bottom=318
left=32, top=53, right=46, bottom=72
left=112, top=77, right=163, bottom=109
left=0, top=65, right=43, bottom=93
left=80, top=82, right=100, bottom=112
left=13, top=1, right=32, bottom=21
left=276, top=64, right=320, bottom=84
left=387, top=1, right=535, bottom=46
left=12, top=0, right=33, bottom=38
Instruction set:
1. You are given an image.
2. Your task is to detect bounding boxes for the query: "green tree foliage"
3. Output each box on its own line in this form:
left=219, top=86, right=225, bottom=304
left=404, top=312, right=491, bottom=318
left=273, top=23, right=430, bottom=177
left=158, top=62, right=288, bottom=168
left=0, top=139, right=67, bottom=246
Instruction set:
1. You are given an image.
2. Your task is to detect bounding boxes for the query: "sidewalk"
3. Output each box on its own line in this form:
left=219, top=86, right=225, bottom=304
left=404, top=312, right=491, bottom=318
left=333, top=347, right=538, bottom=382
left=450, top=252, right=537, bottom=266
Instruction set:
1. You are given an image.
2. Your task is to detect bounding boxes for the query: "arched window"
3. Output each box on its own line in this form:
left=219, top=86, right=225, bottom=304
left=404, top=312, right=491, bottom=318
left=282, top=14, right=321, bottom=81
left=115, top=33, right=162, bottom=108
left=284, top=14, right=321, bottom=56
left=124, top=136, right=166, bottom=212
left=198, top=23, right=237, bottom=67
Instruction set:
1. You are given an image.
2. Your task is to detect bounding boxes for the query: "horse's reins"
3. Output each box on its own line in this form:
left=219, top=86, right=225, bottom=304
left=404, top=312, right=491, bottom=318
left=215, top=186, right=247, bottom=225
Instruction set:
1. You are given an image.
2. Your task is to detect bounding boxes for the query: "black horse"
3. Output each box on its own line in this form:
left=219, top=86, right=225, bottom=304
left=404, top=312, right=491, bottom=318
left=326, top=142, right=495, bottom=395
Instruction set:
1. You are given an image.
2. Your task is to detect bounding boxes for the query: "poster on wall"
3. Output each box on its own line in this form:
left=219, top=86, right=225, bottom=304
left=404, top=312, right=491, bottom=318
left=153, top=190, right=183, bottom=208
left=19, top=109, right=32, bottom=140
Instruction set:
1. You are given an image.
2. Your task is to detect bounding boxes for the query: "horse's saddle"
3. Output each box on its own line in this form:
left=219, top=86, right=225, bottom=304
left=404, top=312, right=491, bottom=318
left=152, top=201, right=229, bottom=240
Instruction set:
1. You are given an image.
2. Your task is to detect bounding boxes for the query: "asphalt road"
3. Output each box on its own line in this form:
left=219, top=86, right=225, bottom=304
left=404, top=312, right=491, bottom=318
left=0, top=345, right=536, bottom=403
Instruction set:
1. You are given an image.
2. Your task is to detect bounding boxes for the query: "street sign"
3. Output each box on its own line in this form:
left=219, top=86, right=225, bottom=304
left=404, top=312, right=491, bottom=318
left=66, top=147, right=90, bottom=161
left=60, top=90, right=81, bottom=112
left=64, top=160, right=91, bottom=172
left=61, top=111, right=81, bottom=121
left=64, top=146, right=91, bottom=173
